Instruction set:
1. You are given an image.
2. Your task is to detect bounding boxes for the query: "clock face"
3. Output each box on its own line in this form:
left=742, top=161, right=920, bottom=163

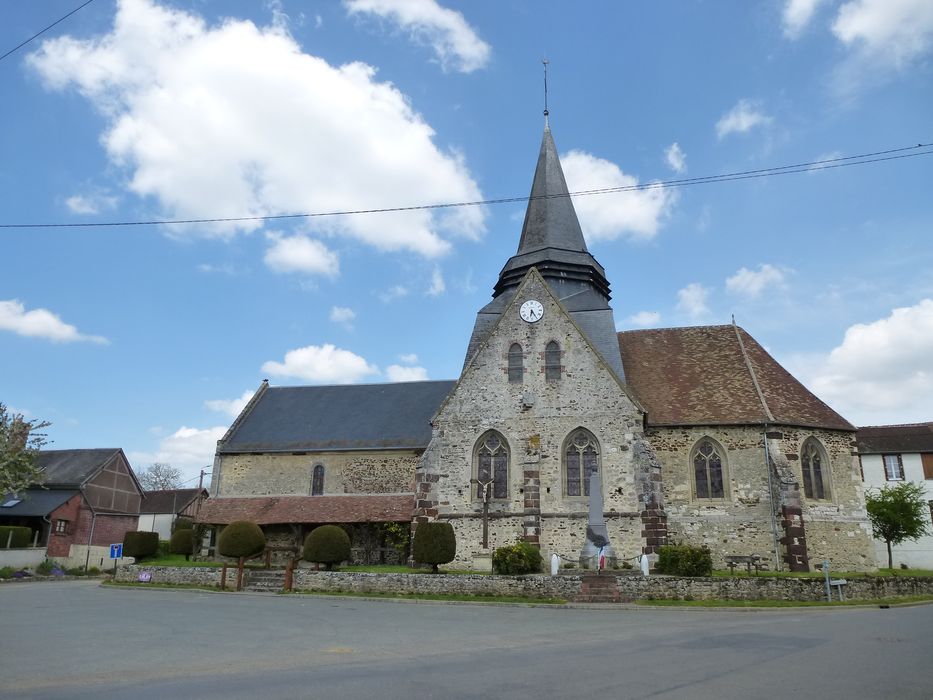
left=520, top=299, right=544, bottom=323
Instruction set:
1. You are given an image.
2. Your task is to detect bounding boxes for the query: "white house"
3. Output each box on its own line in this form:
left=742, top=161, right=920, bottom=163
left=858, top=423, right=933, bottom=569
left=137, top=488, right=206, bottom=540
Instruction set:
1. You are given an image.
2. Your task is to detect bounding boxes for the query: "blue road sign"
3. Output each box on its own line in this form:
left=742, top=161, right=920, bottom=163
left=109, top=543, right=123, bottom=559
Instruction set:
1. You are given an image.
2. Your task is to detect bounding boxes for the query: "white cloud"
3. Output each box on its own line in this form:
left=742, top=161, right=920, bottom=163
left=204, top=389, right=254, bottom=418
left=379, top=284, right=409, bottom=302
left=398, top=353, right=419, bottom=364
left=128, top=425, right=226, bottom=483
left=386, top=364, right=429, bottom=382
left=197, top=262, right=237, bottom=275
left=664, top=142, right=687, bottom=174
left=264, top=232, right=339, bottom=276
left=561, top=150, right=677, bottom=242
left=427, top=266, right=446, bottom=296
left=796, top=299, right=933, bottom=424
left=0, top=299, right=108, bottom=344
left=715, top=99, right=772, bottom=139
left=344, top=0, right=490, bottom=73
left=625, top=311, right=661, bottom=328
left=726, top=264, right=788, bottom=299
left=27, top=0, right=485, bottom=256
left=832, top=0, right=933, bottom=68
left=677, top=283, right=710, bottom=320
left=330, top=306, right=356, bottom=326
left=783, top=0, right=828, bottom=38
left=65, top=192, right=117, bottom=214
left=261, top=343, right=379, bottom=383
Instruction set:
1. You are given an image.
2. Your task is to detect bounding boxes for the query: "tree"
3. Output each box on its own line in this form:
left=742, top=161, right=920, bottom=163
left=412, top=522, right=456, bottom=574
left=0, top=403, right=49, bottom=495
left=302, top=525, right=351, bottom=570
left=865, top=482, right=931, bottom=570
left=137, top=462, right=183, bottom=491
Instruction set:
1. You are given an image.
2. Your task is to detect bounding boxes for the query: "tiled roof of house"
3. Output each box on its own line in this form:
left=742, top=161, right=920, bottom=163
left=617, top=325, right=854, bottom=431
left=0, top=489, right=79, bottom=517
left=857, top=423, right=933, bottom=454
left=35, top=449, right=125, bottom=487
left=218, top=381, right=455, bottom=454
left=140, top=488, right=206, bottom=514
left=196, top=494, right=413, bottom=525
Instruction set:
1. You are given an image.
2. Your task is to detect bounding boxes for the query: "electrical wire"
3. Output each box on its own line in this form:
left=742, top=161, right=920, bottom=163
left=0, top=0, right=98, bottom=63
left=1, top=143, right=929, bottom=230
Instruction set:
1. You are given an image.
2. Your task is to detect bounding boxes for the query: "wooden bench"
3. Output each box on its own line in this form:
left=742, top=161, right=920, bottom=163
left=724, top=554, right=769, bottom=576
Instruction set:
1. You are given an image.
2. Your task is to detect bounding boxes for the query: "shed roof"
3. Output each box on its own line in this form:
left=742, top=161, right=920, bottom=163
left=219, top=381, right=455, bottom=454
left=140, top=488, right=206, bottom=514
left=857, top=423, right=933, bottom=454
left=0, top=489, right=79, bottom=517
left=617, top=325, right=853, bottom=431
left=35, top=449, right=124, bottom=487
left=196, top=495, right=412, bottom=525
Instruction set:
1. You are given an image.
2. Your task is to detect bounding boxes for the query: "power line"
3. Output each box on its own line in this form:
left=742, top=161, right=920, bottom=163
left=1, top=143, right=930, bottom=230
left=0, top=0, right=98, bottom=64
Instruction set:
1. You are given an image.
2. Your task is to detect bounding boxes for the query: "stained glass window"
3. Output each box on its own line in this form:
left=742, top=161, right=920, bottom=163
left=311, top=464, right=324, bottom=496
left=693, top=439, right=725, bottom=499
left=476, top=432, right=508, bottom=499
left=801, top=440, right=830, bottom=499
left=565, top=430, right=599, bottom=496
left=508, top=343, right=523, bottom=383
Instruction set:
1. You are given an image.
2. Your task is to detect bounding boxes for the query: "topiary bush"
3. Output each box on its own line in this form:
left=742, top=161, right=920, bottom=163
left=172, top=517, right=194, bottom=533
left=302, top=525, right=351, bottom=570
left=0, top=525, right=33, bottom=548
left=169, top=529, right=194, bottom=560
left=217, top=521, right=265, bottom=559
left=492, top=540, right=542, bottom=575
left=412, top=522, right=456, bottom=573
left=123, top=531, right=160, bottom=560
left=656, top=544, right=713, bottom=577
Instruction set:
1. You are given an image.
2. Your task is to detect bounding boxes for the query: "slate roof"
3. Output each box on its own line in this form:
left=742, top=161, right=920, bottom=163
left=35, top=449, right=124, bottom=487
left=196, top=495, right=412, bottom=525
left=219, top=381, right=456, bottom=453
left=617, top=325, right=854, bottom=431
left=0, top=489, right=78, bottom=517
left=140, top=488, right=206, bottom=514
left=857, top=423, right=933, bottom=454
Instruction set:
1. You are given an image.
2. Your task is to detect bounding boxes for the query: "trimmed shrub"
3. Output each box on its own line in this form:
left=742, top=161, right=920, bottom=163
left=157, top=539, right=171, bottom=557
left=656, top=544, right=712, bottom=577
left=412, top=522, right=456, bottom=573
left=169, top=529, right=194, bottom=559
left=172, top=517, right=194, bottom=533
left=302, top=525, right=351, bottom=570
left=87, top=566, right=101, bottom=575
left=123, top=531, right=159, bottom=560
left=0, top=566, right=15, bottom=579
left=66, top=566, right=86, bottom=576
left=492, top=541, right=542, bottom=575
left=0, top=525, right=33, bottom=548
left=217, top=521, right=265, bottom=559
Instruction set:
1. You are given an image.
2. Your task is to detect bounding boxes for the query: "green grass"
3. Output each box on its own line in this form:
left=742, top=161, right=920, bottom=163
left=131, top=554, right=268, bottom=569
left=636, top=595, right=933, bottom=608
left=338, top=564, right=490, bottom=575
left=287, top=589, right=565, bottom=604
left=713, top=568, right=933, bottom=579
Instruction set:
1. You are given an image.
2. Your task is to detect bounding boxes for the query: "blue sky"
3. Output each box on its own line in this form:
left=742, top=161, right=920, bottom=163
left=2, top=0, right=931, bottom=485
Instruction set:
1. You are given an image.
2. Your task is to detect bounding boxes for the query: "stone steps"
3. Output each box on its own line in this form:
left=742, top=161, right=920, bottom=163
left=577, top=573, right=622, bottom=603
left=244, top=570, right=286, bottom=592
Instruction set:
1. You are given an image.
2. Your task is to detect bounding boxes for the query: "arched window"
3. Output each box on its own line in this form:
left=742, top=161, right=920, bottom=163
left=311, top=464, right=324, bottom=496
left=801, top=438, right=830, bottom=500
left=508, top=343, right=523, bottom=384
left=545, top=341, right=561, bottom=382
left=564, top=429, right=599, bottom=497
left=691, top=438, right=726, bottom=499
left=475, top=431, right=509, bottom=499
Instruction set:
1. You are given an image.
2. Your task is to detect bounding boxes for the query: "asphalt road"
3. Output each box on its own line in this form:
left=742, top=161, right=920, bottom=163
left=2, top=581, right=930, bottom=699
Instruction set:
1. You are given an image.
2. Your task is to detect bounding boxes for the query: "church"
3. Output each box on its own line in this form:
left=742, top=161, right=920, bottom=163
left=200, top=124, right=877, bottom=573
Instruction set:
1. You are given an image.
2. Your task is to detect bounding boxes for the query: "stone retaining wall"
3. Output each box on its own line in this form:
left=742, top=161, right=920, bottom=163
left=116, top=565, right=933, bottom=602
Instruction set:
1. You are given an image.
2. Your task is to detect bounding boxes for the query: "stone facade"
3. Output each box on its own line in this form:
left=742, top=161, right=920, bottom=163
left=215, top=449, right=420, bottom=497
left=650, top=424, right=874, bottom=571
left=416, top=271, right=661, bottom=568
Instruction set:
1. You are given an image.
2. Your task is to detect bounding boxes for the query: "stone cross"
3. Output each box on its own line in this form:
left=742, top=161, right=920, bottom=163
left=580, top=472, right=616, bottom=569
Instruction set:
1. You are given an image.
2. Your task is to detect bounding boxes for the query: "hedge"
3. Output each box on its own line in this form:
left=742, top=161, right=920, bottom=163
left=122, top=531, right=159, bottom=560
left=492, top=541, right=542, bottom=575
left=0, top=525, right=33, bottom=548
left=302, top=525, right=351, bottom=570
left=169, top=529, right=194, bottom=559
left=412, top=522, right=456, bottom=573
left=656, top=544, right=713, bottom=577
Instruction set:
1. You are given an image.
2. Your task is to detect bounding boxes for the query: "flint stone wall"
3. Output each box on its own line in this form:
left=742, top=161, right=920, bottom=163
left=115, top=565, right=933, bottom=602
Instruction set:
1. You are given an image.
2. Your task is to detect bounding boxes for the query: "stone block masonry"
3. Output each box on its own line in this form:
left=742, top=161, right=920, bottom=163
left=115, top=565, right=933, bottom=603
